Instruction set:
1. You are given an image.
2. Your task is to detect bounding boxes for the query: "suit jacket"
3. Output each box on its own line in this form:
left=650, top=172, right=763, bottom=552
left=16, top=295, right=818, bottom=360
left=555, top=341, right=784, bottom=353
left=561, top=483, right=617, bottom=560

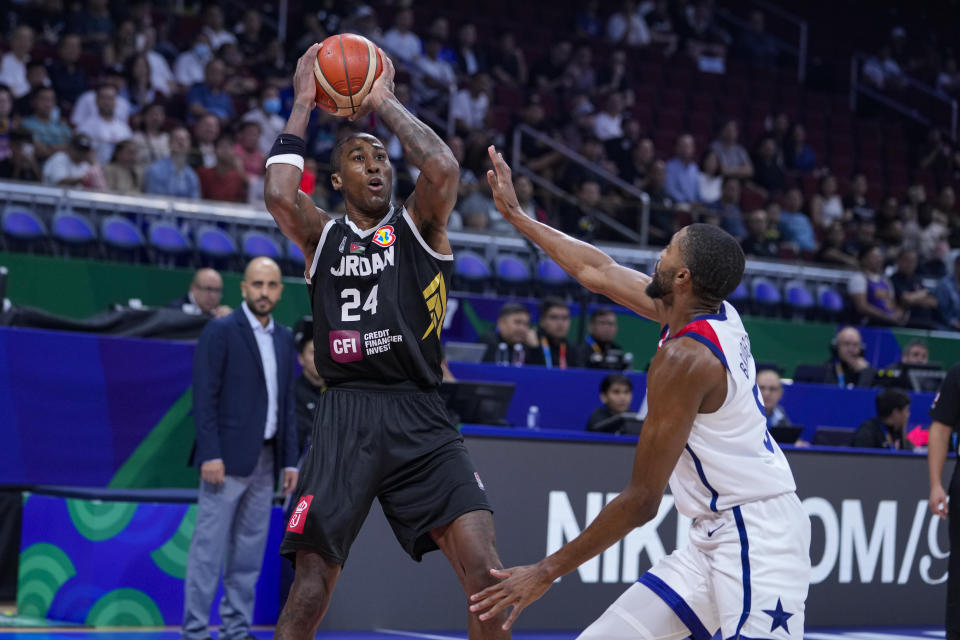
left=192, top=307, right=298, bottom=477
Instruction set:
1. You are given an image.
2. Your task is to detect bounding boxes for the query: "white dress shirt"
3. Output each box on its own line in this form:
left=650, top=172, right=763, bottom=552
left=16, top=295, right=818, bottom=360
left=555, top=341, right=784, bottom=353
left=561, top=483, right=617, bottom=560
left=241, top=301, right=278, bottom=440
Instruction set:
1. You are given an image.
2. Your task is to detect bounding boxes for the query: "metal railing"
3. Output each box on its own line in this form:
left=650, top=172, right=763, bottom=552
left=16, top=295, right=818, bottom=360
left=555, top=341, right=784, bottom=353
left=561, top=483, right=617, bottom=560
left=510, top=124, right=651, bottom=246
left=850, top=53, right=959, bottom=140
left=716, top=0, right=808, bottom=84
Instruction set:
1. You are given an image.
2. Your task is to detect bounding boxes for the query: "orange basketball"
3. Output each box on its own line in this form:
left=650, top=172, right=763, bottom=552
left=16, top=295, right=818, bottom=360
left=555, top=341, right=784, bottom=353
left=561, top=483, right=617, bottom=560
left=313, top=33, right=384, bottom=117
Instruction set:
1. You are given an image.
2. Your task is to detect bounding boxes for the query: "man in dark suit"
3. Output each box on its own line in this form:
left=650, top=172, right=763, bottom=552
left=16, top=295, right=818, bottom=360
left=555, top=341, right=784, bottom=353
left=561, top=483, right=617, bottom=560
left=168, top=268, right=232, bottom=318
left=182, top=257, right=298, bottom=640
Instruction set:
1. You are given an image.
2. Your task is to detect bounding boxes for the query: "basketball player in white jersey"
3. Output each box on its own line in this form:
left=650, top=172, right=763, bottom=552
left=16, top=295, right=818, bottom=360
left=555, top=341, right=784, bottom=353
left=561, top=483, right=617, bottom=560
left=469, top=146, right=811, bottom=639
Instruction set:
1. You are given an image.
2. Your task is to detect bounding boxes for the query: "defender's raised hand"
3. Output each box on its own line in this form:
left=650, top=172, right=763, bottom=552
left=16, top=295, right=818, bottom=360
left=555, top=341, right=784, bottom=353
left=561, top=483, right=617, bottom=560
left=486, top=145, right=522, bottom=221
left=350, top=49, right=396, bottom=122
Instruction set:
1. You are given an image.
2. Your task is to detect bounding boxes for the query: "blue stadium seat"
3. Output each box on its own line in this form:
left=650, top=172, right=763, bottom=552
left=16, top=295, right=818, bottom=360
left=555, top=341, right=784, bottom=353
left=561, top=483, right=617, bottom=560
left=196, top=225, right=238, bottom=259
left=453, top=251, right=491, bottom=287
left=52, top=211, right=96, bottom=246
left=242, top=230, right=282, bottom=260
left=148, top=222, right=190, bottom=255
left=537, top=258, right=570, bottom=287
left=286, top=238, right=305, bottom=264
left=101, top=215, right=145, bottom=250
left=2, top=207, right=47, bottom=242
left=784, top=280, right=814, bottom=316
left=728, top=280, right=749, bottom=310
left=495, top=255, right=531, bottom=286
left=818, top=286, right=845, bottom=320
left=751, top=277, right=781, bottom=314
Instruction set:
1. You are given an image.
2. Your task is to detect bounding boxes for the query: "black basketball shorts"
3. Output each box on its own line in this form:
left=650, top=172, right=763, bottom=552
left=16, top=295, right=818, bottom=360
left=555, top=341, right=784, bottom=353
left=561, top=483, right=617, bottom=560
left=279, top=383, right=492, bottom=566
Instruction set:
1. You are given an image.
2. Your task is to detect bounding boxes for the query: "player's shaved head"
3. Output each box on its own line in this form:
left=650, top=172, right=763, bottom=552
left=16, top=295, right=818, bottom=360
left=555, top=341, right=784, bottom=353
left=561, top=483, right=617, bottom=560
left=678, top=224, right=745, bottom=307
left=331, top=132, right=386, bottom=173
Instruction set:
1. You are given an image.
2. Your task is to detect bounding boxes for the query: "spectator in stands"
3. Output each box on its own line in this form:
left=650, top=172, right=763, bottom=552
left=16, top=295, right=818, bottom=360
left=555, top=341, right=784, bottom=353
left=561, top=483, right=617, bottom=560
left=740, top=209, right=778, bottom=258
left=138, top=27, right=175, bottom=97
left=593, top=92, right=625, bottom=142
left=48, top=34, right=88, bottom=110
left=22, top=87, right=73, bottom=163
left=750, top=135, right=787, bottom=197
left=187, top=58, right=235, bottom=125
left=131, top=102, right=169, bottom=169
left=103, top=18, right=137, bottom=69
left=528, top=298, right=583, bottom=369
left=121, top=54, right=157, bottom=115
left=67, top=0, right=113, bottom=47
left=704, top=177, right=745, bottom=239
left=585, top=374, right=635, bottom=432
left=558, top=178, right=602, bottom=236
left=243, top=87, right=285, bottom=156
left=845, top=173, right=876, bottom=221
left=168, top=268, right=231, bottom=318
left=622, top=137, right=655, bottom=190
left=643, top=0, right=680, bottom=55
left=488, top=31, right=527, bottom=87
left=863, top=45, right=904, bottom=90
left=646, top=160, right=676, bottom=244
left=102, top=139, right=142, bottom=194
left=901, top=339, right=930, bottom=365
left=681, top=1, right=731, bottom=67
left=175, top=33, right=214, bottom=89
left=513, top=174, right=546, bottom=224
left=144, top=126, right=200, bottom=199
left=454, top=23, right=485, bottom=77
left=697, top=149, right=722, bottom=205
left=75, top=85, right=133, bottom=165
left=778, top=187, right=816, bottom=252
left=42, top=133, right=106, bottom=189
left=825, top=326, right=877, bottom=388
left=850, top=244, right=906, bottom=326
left=0, top=86, right=11, bottom=163
left=381, top=8, right=421, bottom=63
left=853, top=388, right=912, bottom=450
left=935, top=254, right=960, bottom=331
left=607, top=0, right=651, bottom=47
left=479, top=302, right=532, bottom=365
left=201, top=3, right=236, bottom=50
left=757, top=367, right=791, bottom=428
left=70, top=67, right=130, bottom=128
left=14, top=61, right=51, bottom=117
left=198, top=134, right=247, bottom=203
left=189, top=114, right=220, bottom=170
left=293, top=319, right=325, bottom=456
left=738, top=10, right=778, bottom=68
left=565, top=45, right=597, bottom=95
left=710, top=120, right=753, bottom=179
left=783, top=123, right=816, bottom=173
left=531, top=40, right=572, bottom=91
left=574, top=0, right=603, bottom=39
left=0, top=26, right=34, bottom=99
left=577, top=309, right=631, bottom=370
left=665, top=134, right=699, bottom=204
left=24, top=0, right=66, bottom=45
left=451, top=73, right=491, bottom=135
left=510, top=95, right=562, bottom=172
left=891, top=248, right=940, bottom=329
left=596, top=49, right=630, bottom=99
left=810, top=174, right=848, bottom=228
left=816, top=221, right=859, bottom=268
left=0, top=127, right=40, bottom=182
left=460, top=158, right=496, bottom=231
left=233, top=121, right=264, bottom=181
left=845, top=218, right=879, bottom=260
left=415, top=37, right=457, bottom=108
left=235, top=8, right=271, bottom=63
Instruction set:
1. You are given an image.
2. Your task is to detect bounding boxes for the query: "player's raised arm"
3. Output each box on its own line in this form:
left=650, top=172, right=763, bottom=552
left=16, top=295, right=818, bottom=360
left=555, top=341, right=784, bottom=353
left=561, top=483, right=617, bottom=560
left=485, top=146, right=663, bottom=323
left=469, top=338, right=725, bottom=630
left=263, top=43, right=330, bottom=266
left=350, top=51, right=459, bottom=252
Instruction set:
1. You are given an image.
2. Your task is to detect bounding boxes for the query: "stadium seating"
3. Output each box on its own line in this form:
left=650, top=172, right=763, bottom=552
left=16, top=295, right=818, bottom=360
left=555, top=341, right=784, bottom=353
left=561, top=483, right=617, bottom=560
left=241, top=231, right=283, bottom=261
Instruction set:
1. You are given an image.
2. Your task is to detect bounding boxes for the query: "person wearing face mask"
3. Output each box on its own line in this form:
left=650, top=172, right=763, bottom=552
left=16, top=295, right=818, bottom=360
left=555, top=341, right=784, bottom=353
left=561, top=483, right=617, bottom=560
left=174, top=34, right=213, bottom=88
left=243, top=86, right=285, bottom=155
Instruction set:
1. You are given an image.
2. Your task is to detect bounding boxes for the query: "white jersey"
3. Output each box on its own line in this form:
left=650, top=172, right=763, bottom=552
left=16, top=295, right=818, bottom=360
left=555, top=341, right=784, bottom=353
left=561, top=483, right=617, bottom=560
left=657, top=301, right=796, bottom=519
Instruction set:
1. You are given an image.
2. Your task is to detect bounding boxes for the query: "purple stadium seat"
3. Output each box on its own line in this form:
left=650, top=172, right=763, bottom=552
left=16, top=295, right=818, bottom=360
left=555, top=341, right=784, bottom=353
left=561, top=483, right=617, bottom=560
left=751, top=278, right=781, bottom=307
left=52, top=211, right=95, bottom=245
left=101, top=216, right=144, bottom=250
left=196, top=225, right=237, bottom=258
left=453, top=251, right=491, bottom=284
left=785, top=281, right=815, bottom=311
left=148, top=222, right=189, bottom=255
left=537, top=258, right=570, bottom=287
left=2, top=208, right=46, bottom=240
left=286, top=238, right=304, bottom=264
left=819, top=287, right=845, bottom=313
left=242, top=231, right=282, bottom=260
left=495, top=255, right=531, bottom=285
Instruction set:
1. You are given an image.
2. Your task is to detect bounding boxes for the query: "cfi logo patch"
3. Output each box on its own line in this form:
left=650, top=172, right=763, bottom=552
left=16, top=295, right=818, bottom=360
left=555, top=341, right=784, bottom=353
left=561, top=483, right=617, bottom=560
left=372, top=225, right=396, bottom=248
left=420, top=272, right=447, bottom=341
left=286, top=494, right=314, bottom=533
left=474, top=472, right=485, bottom=490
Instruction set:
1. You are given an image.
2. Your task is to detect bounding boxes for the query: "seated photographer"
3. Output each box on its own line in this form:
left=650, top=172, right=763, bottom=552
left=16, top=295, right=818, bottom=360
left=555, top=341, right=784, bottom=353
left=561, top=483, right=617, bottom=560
left=576, top=308, right=633, bottom=370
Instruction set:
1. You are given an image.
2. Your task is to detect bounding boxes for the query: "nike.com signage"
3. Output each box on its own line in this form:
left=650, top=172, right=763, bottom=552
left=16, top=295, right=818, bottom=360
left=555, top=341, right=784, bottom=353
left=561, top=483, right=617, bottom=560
left=320, top=435, right=949, bottom=631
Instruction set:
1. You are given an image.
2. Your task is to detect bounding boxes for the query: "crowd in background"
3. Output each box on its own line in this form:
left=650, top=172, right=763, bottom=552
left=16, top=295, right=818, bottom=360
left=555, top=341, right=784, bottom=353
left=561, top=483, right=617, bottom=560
left=0, top=0, right=958, bottom=333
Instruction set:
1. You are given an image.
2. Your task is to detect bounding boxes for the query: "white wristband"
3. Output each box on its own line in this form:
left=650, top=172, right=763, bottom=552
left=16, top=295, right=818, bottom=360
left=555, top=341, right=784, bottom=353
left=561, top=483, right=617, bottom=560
left=265, top=154, right=305, bottom=172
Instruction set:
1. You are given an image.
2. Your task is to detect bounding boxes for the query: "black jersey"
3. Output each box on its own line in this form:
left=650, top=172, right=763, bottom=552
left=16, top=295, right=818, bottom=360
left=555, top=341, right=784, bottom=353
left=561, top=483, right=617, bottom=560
left=307, top=205, right=452, bottom=388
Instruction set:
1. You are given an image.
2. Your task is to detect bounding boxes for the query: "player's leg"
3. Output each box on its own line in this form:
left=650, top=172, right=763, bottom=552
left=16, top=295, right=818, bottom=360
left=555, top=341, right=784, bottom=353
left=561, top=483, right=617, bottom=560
left=576, top=582, right=696, bottom=640
left=710, top=494, right=811, bottom=640
left=274, top=550, right=341, bottom=640
left=430, top=509, right=511, bottom=639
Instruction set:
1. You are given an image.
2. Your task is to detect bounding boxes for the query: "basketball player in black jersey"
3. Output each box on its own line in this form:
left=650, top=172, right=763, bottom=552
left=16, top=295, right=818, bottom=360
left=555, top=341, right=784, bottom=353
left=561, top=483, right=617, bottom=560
left=264, top=44, right=510, bottom=640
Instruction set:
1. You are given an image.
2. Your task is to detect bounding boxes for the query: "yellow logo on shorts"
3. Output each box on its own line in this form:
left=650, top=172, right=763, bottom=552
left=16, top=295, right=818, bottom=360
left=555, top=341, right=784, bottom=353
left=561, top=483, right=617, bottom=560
left=421, top=272, right=447, bottom=340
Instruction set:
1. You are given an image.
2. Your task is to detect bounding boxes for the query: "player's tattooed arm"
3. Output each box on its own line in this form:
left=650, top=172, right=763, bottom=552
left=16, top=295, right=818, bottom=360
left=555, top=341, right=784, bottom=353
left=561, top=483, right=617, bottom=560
left=264, top=43, right=329, bottom=265
left=485, top=145, right=663, bottom=323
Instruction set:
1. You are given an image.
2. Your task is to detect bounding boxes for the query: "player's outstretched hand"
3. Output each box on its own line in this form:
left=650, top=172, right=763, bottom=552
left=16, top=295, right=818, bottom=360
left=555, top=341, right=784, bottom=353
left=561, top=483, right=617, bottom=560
left=930, top=484, right=949, bottom=519
left=469, top=562, right=553, bottom=631
left=293, top=43, right=321, bottom=107
left=486, top=145, right=522, bottom=222
left=349, top=49, right=396, bottom=122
